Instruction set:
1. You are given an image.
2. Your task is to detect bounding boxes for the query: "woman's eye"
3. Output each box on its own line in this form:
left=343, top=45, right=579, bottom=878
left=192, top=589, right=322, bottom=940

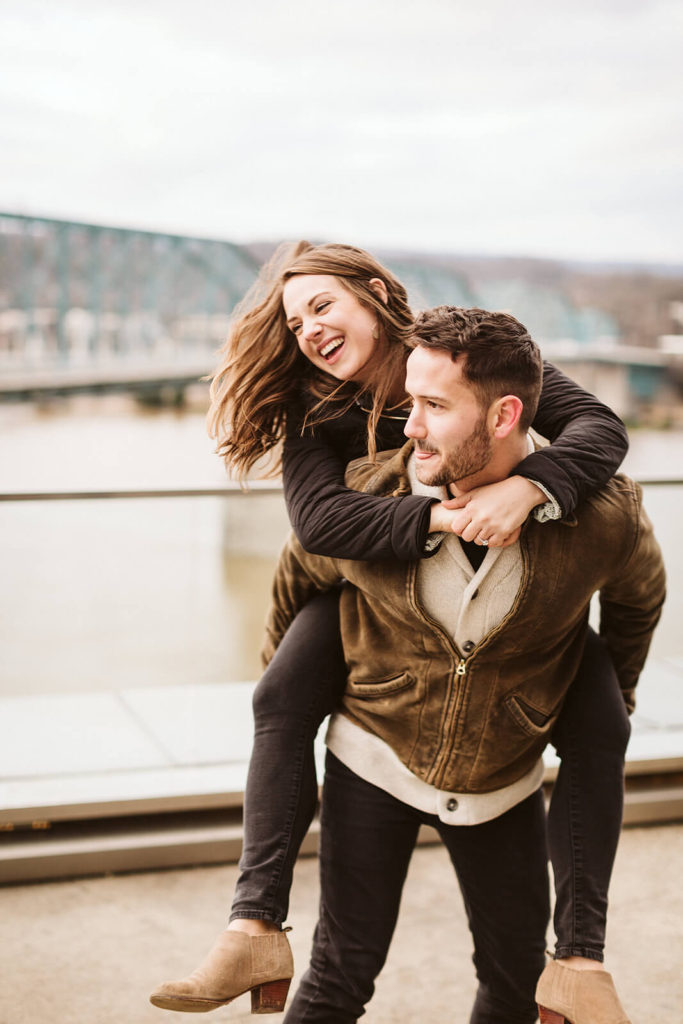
left=291, top=324, right=302, bottom=336
left=315, top=301, right=330, bottom=314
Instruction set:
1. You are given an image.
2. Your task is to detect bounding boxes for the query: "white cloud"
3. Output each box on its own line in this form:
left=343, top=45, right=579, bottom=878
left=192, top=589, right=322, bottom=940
left=1, top=0, right=682, bottom=261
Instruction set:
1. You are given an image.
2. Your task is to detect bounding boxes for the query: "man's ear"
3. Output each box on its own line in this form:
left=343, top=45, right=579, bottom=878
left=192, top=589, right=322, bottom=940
left=490, top=395, right=523, bottom=438
left=368, top=277, right=389, bottom=305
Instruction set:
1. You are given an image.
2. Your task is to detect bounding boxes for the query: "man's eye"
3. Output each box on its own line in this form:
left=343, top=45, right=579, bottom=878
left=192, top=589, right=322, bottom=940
left=426, top=401, right=442, bottom=410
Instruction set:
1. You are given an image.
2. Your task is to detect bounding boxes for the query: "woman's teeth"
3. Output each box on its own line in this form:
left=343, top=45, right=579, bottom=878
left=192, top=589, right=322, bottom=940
left=320, top=338, right=344, bottom=358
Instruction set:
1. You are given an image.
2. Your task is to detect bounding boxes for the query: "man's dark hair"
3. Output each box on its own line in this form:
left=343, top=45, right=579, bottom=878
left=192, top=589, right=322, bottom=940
left=409, top=306, right=543, bottom=430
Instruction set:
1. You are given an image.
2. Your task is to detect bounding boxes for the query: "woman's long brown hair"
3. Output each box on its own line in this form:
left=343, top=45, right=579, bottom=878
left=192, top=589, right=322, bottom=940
left=207, top=241, right=415, bottom=478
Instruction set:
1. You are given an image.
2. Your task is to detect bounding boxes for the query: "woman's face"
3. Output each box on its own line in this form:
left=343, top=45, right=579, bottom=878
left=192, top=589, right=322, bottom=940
left=282, top=274, right=387, bottom=384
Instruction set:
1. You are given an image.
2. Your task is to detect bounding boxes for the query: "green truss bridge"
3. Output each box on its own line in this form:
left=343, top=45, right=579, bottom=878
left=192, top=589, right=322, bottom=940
left=0, top=213, right=261, bottom=400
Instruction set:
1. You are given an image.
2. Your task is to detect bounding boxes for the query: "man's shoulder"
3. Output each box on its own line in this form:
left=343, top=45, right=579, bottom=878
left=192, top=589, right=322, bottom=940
left=567, top=473, right=645, bottom=555
left=581, top=473, right=643, bottom=519
left=343, top=441, right=414, bottom=496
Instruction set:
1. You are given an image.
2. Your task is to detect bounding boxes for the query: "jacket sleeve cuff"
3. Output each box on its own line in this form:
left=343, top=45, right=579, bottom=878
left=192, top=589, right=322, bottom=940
left=529, top=479, right=562, bottom=523
left=622, top=688, right=636, bottom=715
left=514, top=449, right=576, bottom=519
left=389, top=494, right=438, bottom=560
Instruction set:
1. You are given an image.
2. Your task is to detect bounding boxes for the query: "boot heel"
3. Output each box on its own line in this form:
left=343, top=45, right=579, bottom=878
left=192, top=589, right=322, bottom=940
left=251, top=977, right=291, bottom=1013
left=538, top=1007, right=569, bottom=1024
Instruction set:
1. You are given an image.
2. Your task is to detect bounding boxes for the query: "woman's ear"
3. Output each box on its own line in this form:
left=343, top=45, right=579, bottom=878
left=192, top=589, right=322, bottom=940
left=368, top=277, right=389, bottom=305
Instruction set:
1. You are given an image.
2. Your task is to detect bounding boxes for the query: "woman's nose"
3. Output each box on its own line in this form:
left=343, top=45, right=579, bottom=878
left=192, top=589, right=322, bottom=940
left=302, top=317, right=323, bottom=342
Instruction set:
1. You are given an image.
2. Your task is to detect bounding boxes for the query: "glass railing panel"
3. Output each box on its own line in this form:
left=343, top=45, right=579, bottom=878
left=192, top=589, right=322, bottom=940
left=0, top=491, right=290, bottom=696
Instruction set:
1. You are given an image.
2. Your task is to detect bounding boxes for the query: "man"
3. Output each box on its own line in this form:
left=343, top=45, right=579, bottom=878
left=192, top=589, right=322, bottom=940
left=263, top=307, right=665, bottom=1024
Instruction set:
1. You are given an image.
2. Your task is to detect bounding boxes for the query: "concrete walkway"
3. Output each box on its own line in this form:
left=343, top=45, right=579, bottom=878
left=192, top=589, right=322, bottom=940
left=1, top=822, right=682, bottom=1024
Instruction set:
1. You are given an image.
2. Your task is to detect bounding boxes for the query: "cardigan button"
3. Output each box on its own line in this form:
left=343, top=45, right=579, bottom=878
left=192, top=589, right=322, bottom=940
left=462, top=640, right=475, bottom=653
left=446, top=798, right=458, bottom=812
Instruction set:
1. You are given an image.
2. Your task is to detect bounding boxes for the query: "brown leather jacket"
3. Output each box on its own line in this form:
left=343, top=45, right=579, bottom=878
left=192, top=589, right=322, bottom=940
left=263, top=444, right=666, bottom=794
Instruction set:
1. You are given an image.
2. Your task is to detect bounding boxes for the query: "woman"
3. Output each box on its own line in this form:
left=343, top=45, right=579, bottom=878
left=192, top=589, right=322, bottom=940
left=150, top=243, right=633, bottom=1024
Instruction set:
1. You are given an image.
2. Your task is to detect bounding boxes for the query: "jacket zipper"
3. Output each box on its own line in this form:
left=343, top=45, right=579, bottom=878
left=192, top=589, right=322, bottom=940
left=410, top=534, right=532, bottom=788
left=405, top=563, right=471, bottom=780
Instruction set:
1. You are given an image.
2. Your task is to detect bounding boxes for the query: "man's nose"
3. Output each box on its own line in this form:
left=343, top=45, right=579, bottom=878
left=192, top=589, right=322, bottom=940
left=404, top=407, right=424, bottom=438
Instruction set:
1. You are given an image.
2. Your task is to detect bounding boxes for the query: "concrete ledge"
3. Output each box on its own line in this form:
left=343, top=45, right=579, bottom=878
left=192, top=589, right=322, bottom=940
left=2, top=658, right=683, bottom=882
left=3, top=778, right=683, bottom=885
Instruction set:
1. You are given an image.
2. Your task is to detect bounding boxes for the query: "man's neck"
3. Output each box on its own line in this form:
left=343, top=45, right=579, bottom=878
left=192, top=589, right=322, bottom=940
left=447, top=433, right=529, bottom=498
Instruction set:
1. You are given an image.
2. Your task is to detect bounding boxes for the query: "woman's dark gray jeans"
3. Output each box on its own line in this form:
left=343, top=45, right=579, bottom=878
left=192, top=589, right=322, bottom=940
left=230, top=590, right=346, bottom=926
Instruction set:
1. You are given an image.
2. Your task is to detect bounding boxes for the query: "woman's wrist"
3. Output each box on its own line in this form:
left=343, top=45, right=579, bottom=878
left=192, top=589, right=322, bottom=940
left=511, top=475, right=547, bottom=512
left=429, top=501, right=462, bottom=534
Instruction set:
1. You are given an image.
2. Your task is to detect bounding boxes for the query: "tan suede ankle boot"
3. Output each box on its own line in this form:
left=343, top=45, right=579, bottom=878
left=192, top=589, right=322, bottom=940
left=150, top=929, right=294, bottom=1014
left=536, top=959, right=631, bottom=1024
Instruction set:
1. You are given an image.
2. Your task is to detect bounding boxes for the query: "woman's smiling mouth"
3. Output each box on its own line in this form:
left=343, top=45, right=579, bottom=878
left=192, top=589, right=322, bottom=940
left=319, top=337, right=345, bottom=360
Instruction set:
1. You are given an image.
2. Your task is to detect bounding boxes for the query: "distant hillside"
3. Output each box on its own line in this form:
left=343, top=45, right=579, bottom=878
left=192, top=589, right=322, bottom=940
left=244, top=241, right=683, bottom=350
left=413, top=252, right=683, bottom=350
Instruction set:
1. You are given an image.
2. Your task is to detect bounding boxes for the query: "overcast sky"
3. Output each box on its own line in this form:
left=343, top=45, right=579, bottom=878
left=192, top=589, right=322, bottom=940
left=2, top=0, right=682, bottom=263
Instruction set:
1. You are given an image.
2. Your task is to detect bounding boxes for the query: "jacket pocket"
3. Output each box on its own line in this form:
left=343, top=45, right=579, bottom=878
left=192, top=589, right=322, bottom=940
left=346, top=671, right=416, bottom=699
left=504, top=693, right=558, bottom=737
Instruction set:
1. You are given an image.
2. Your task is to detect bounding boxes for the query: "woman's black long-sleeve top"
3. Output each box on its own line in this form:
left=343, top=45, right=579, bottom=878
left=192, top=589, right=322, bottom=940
left=282, top=361, right=629, bottom=562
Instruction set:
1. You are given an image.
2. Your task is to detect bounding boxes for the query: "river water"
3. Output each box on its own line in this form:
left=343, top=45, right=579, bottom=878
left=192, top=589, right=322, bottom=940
left=0, top=396, right=681, bottom=696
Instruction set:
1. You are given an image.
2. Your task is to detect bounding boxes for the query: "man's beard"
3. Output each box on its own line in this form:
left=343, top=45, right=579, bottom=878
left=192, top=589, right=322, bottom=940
left=415, top=415, right=493, bottom=488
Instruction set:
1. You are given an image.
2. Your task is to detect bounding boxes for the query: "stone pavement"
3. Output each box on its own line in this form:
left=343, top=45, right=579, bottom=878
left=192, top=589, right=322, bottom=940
left=1, top=822, right=682, bottom=1024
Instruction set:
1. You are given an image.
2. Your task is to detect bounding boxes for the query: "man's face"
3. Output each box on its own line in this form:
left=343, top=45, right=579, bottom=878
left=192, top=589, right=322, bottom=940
left=404, top=346, right=493, bottom=488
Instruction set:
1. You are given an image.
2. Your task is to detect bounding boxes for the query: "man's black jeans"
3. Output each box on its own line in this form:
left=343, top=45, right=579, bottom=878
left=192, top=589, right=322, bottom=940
left=284, top=753, right=549, bottom=1024
left=231, top=590, right=630, bottom=963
